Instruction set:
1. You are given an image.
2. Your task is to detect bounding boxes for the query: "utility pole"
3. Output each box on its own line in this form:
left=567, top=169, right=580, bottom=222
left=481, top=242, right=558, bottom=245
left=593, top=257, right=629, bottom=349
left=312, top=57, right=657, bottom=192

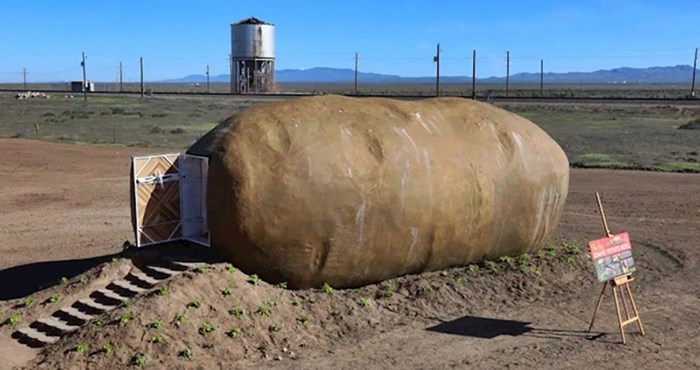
left=540, top=59, right=544, bottom=97
left=140, top=57, right=144, bottom=98
left=505, top=51, right=510, bottom=97
left=434, top=43, right=441, bottom=97
left=22, top=68, right=27, bottom=90
left=692, top=48, right=698, bottom=97
left=472, top=49, right=477, bottom=99
left=81, top=51, right=87, bottom=102
left=119, top=62, right=123, bottom=92
left=206, top=64, right=210, bottom=93
left=354, top=52, right=359, bottom=95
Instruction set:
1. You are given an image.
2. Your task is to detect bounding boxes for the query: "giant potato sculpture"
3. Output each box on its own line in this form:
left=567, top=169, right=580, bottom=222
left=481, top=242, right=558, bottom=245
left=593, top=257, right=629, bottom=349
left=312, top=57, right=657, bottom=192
left=189, top=95, right=569, bottom=289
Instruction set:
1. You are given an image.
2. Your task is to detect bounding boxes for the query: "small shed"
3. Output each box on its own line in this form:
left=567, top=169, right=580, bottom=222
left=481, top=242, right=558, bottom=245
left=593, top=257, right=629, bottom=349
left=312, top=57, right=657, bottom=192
left=71, top=80, right=95, bottom=92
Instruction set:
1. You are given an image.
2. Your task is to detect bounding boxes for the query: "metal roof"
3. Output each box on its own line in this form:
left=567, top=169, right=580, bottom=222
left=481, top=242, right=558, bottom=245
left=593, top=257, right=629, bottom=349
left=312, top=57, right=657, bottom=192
left=233, top=17, right=273, bottom=26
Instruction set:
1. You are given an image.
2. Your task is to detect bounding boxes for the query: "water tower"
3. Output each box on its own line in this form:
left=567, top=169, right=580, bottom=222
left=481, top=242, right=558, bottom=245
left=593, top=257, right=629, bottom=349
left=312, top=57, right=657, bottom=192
left=231, top=17, right=275, bottom=94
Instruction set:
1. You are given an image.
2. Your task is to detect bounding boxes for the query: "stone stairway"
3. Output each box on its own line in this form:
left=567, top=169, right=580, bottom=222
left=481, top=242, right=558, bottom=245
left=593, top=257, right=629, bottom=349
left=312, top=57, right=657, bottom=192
left=11, top=258, right=204, bottom=348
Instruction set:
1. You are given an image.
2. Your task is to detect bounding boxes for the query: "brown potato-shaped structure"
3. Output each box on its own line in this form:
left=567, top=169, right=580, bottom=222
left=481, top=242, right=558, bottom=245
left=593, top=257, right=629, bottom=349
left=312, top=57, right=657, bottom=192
left=190, top=95, right=569, bottom=289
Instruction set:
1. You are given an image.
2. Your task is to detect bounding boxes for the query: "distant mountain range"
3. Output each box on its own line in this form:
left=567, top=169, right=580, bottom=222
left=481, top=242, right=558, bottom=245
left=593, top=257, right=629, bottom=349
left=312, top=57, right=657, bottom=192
left=163, top=65, right=698, bottom=84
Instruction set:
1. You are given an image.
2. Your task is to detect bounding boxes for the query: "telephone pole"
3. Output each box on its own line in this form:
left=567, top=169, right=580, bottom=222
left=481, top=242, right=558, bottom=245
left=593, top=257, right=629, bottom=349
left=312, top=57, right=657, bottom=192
left=119, top=62, right=123, bottom=92
left=22, top=68, right=27, bottom=90
left=140, top=57, right=144, bottom=97
left=540, top=59, right=544, bottom=97
left=472, top=49, right=477, bottom=99
left=434, top=43, right=441, bottom=97
left=505, top=51, right=510, bottom=97
left=81, top=51, right=87, bottom=102
left=354, top=52, right=359, bottom=95
left=692, top=48, right=698, bottom=97
left=206, top=64, right=210, bottom=93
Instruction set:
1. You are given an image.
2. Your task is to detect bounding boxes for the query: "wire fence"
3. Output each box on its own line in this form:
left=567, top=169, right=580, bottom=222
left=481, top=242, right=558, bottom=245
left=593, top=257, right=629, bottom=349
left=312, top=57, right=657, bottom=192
left=1, top=47, right=698, bottom=99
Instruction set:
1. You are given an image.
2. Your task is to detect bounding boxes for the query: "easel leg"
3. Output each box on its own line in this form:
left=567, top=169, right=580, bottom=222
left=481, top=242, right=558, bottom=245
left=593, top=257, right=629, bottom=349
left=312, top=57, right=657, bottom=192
left=612, top=285, right=626, bottom=344
left=588, top=282, right=607, bottom=332
left=619, top=285, right=631, bottom=320
left=625, top=283, right=645, bottom=336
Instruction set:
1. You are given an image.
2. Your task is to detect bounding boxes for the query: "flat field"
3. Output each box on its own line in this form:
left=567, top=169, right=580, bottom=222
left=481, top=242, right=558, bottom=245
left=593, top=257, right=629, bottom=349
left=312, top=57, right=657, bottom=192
left=1, top=92, right=698, bottom=172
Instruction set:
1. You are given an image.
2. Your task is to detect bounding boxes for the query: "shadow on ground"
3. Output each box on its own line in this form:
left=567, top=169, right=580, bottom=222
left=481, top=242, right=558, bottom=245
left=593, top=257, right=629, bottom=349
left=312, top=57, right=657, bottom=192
left=0, top=254, right=119, bottom=301
left=0, top=242, right=221, bottom=301
left=427, top=315, right=611, bottom=342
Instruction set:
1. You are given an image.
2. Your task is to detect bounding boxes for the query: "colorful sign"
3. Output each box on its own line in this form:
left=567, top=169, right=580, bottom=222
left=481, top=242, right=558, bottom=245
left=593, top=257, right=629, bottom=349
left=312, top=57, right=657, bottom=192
left=588, top=232, right=636, bottom=282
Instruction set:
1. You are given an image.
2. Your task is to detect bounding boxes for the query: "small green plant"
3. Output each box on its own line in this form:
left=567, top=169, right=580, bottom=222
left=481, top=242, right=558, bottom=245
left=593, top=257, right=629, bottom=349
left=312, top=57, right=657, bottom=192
left=455, top=276, right=468, bottom=285
left=292, top=297, right=302, bottom=306
left=194, top=266, right=204, bottom=273
left=484, top=260, right=498, bottom=274
left=222, top=288, right=232, bottom=296
left=79, top=275, right=87, bottom=283
left=156, top=286, right=169, bottom=296
left=329, top=309, right=341, bottom=318
left=563, top=241, right=581, bottom=255
left=148, top=320, right=163, bottom=329
left=4, top=316, right=20, bottom=327
left=48, top=294, right=59, bottom=304
left=60, top=276, right=69, bottom=285
left=101, top=343, right=113, bottom=353
left=297, top=315, right=311, bottom=325
left=468, top=264, right=479, bottom=274
left=150, top=334, right=165, bottom=344
left=93, top=319, right=104, bottom=327
left=248, top=274, right=260, bottom=285
left=124, top=299, right=134, bottom=308
left=111, top=257, right=121, bottom=263
left=545, top=247, right=558, bottom=259
left=566, top=256, right=577, bottom=265
left=174, top=314, right=187, bottom=324
left=359, top=298, right=371, bottom=308
left=179, top=348, right=194, bottom=360
left=499, top=256, right=514, bottom=264
left=23, top=295, right=36, bottom=307
left=226, top=327, right=242, bottom=338
left=418, top=283, right=432, bottom=293
left=277, top=281, right=288, bottom=289
left=132, top=353, right=147, bottom=367
left=120, top=312, right=133, bottom=325
left=199, top=322, right=215, bottom=335
left=229, top=307, right=245, bottom=319
left=256, top=306, right=271, bottom=316
left=265, top=300, right=277, bottom=308
left=439, top=270, right=449, bottom=277
left=322, top=282, right=335, bottom=294
left=269, top=323, right=281, bottom=332
left=74, top=343, right=89, bottom=353
left=533, top=267, right=545, bottom=276
left=225, top=264, right=236, bottom=273
left=188, top=300, right=202, bottom=309
left=381, top=282, right=394, bottom=298
left=518, top=254, right=531, bottom=265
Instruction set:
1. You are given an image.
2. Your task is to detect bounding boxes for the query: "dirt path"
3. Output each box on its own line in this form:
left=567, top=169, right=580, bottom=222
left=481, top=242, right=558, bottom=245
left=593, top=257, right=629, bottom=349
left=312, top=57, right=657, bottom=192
left=1, top=139, right=698, bottom=369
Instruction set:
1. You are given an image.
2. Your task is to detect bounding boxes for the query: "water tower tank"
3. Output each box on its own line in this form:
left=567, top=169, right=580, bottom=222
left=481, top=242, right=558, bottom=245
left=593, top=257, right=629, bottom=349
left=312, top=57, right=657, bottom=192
left=231, top=17, right=275, bottom=94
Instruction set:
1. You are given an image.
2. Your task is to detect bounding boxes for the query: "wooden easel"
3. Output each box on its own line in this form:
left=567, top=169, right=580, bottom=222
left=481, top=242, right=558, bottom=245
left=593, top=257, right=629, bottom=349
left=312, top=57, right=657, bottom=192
left=587, top=192, right=645, bottom=344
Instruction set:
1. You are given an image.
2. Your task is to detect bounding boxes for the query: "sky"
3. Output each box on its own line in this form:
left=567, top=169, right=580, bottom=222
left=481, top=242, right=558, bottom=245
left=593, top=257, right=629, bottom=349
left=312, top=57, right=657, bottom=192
left=1, top=0, right=699, bottom=82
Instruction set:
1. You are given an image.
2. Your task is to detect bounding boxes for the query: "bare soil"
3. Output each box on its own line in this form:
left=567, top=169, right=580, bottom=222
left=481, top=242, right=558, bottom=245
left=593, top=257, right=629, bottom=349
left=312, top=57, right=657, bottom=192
left=0, top=139, right=698, bottom=369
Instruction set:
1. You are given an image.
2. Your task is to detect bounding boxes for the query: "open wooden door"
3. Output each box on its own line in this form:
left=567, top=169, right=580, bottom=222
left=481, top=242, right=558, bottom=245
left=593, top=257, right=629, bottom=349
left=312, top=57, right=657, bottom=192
left=131, top=153, right=209, bottom=247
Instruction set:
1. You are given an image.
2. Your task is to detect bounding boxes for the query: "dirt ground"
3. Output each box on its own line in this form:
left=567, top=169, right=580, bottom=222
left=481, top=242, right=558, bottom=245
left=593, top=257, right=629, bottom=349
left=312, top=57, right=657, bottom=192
left=0, top=139, right=699, bottom=369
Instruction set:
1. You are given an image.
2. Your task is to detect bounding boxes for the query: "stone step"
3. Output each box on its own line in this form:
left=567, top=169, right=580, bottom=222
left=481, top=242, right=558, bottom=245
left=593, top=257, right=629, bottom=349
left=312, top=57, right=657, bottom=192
left=78, top=298, right=114, bottom=312
left=168, top=260, right=205, bottom=269
left=129, top=271, right=162, bottom=285
left=59, top=307, right=95, bottom=321
left=36, top=317, right=80, bottom=333
left=96, top=288, right=130, bottom=302
left=111, top=279, right=147, bottom=294
left=146, top=265, right=182, bottom=277
left=16, top=327, right=59, bottom=344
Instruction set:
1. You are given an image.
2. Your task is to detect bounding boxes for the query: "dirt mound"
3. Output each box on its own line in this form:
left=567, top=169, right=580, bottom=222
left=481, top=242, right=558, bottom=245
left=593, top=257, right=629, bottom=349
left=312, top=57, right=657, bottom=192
left=678, top=118, right=700, bottom=130
left=1, top=240, right=589, bottom=369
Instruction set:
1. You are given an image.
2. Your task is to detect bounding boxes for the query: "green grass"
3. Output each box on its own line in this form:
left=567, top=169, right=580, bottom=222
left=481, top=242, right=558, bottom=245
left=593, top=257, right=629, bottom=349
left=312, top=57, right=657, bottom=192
left=654, top=161, right=700, bottom=172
